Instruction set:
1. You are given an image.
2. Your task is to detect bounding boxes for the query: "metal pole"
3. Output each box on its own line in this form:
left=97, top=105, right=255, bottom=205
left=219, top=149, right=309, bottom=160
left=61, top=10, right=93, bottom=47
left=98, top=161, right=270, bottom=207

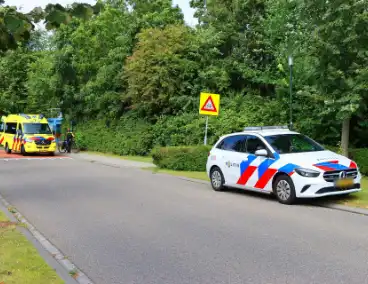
left=204, top=116, right=208, bottom=145
left=288, top=56, right=293, bottom=130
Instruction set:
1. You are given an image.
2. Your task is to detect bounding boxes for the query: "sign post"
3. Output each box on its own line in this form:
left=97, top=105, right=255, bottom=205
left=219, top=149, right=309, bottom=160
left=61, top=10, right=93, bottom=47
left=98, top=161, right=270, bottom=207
left=199, top=92, right=220, bottom=145
left=204, top=116, right=209, bottom=145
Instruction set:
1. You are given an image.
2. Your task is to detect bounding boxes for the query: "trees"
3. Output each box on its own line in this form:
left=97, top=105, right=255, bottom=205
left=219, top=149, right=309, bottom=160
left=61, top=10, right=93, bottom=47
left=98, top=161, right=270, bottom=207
left=27, top=52, right=59, bottom=113
left=298, top=0, right=368, bottom=155
left=124, top=24, right=200, bottom=116
left=191, top=0, right=278, bottom=96
left=0, top=0, right=101, bottom=52
left=0, top=49, right=35, bottom=113
left=0, top=0, right=367, bottom=150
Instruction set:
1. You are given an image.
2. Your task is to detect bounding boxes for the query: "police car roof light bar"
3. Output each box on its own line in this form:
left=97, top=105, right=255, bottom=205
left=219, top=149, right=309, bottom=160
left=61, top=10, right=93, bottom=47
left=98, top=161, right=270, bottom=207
left=244, top=125, right=289, bottom=131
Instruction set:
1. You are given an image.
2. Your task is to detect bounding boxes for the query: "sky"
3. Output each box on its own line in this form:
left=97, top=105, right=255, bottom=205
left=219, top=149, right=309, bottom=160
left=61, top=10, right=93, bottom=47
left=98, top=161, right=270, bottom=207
left=6, top=0, right=197, bottom=26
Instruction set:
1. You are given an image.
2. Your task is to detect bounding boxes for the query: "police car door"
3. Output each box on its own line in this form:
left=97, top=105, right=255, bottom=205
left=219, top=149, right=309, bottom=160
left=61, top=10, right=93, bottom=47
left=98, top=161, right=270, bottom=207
left=220, top=135, right=249, bottom=187
left=245, top=135, right=275, bottom=191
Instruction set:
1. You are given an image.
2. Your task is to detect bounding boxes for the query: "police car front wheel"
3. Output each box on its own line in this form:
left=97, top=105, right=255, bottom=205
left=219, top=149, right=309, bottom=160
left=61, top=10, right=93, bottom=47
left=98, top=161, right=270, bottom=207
left=210, top=167, right=225, bottom=192
left=273, top=175, right=296, bottom=205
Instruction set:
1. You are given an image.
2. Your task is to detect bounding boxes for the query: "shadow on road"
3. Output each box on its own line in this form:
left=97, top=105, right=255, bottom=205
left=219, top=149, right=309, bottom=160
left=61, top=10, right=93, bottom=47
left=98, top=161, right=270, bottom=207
left=220, top=186, right=348, bottom=208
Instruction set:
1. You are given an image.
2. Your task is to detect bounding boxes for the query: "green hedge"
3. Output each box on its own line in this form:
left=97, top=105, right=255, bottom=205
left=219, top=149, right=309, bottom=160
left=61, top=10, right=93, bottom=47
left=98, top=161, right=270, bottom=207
left=74, top=117, right=153, bottom=156
left=350, top=148, right=368, bottom=176
left=151, top=146, right=211, bottom=171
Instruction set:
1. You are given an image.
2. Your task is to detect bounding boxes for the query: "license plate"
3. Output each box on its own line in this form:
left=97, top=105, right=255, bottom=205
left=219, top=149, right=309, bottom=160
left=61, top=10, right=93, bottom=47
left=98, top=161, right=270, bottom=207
left=335, top=178, right=353, bottom=188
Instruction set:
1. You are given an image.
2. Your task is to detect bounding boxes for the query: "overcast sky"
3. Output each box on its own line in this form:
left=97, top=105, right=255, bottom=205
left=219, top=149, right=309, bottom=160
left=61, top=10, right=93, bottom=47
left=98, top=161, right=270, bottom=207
left=6, top=0, right=197, bottom=25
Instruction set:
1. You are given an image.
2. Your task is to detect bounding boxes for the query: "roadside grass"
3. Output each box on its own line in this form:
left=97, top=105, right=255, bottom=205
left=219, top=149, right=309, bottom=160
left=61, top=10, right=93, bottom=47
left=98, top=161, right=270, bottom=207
left=144, top=167, right=209, bottom=181
left=85, top=151, right=153, bottom=164
left=336, top=176, right=368, bottom=209
left=0, top=210, right=63, bottom=284
left=84, top=153, right=368, bottom=208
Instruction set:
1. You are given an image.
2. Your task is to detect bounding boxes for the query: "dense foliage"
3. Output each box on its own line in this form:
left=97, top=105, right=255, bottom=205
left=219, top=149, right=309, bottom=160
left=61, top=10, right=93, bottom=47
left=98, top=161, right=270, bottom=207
left=152, top=146, right=211, bottom=171
left=1, top=0, right=367, bottom=157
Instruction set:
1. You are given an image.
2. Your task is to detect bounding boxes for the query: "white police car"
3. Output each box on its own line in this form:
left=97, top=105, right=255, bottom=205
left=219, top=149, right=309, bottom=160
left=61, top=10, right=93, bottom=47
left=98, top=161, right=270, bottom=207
left=206, top=126, right=361, bottom=204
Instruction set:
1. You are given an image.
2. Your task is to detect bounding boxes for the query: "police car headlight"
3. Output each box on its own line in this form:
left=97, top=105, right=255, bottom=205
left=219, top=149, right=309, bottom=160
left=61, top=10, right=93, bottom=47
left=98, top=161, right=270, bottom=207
left=24, top=138, right=34, bottom=143
left=295, top=168, right=320, bottom=178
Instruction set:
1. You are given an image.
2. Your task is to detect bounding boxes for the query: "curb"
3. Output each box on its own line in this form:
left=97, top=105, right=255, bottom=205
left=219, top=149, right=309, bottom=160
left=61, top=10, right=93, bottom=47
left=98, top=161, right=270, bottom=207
left=0, top=194, right=95, bottom=284
left=315, top=202, right=368, bottom=216
left=175, top=176, right=209, bottom=185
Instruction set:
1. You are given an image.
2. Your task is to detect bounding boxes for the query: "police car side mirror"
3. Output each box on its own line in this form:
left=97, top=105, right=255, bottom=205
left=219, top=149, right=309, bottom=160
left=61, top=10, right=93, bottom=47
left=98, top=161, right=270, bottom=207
left=16, top=129, right=22, bottom=136
left=255, top=149, right=268, bottom=157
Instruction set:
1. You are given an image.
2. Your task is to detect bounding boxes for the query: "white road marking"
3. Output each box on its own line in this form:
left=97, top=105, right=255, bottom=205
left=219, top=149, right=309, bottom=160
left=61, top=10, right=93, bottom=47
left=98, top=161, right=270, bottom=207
left=0, top=157, right=73, bottom=161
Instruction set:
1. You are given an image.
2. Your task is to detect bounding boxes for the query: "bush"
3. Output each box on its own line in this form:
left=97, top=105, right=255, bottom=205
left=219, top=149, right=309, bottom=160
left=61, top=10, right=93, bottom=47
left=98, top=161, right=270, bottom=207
left=350, top=148, right=368, bottom=176
left=151, top=145, right=212, bottom=171
left=74, top=116, right=153, bottom=156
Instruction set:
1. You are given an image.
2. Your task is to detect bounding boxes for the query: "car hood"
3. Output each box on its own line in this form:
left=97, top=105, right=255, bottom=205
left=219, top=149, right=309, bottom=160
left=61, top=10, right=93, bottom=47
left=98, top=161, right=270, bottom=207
left=280, top=150, right=356, bottom=171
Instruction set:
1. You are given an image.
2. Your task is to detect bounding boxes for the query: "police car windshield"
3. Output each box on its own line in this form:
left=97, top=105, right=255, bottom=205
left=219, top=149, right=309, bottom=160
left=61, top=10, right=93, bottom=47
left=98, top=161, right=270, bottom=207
left=23, top=123, right=52, bottom=135
left=264, top=134, right=324, bottom=154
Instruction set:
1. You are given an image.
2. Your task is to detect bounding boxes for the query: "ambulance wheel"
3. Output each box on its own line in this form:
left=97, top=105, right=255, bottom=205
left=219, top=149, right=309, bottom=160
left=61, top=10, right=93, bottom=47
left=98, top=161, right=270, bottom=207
left=210, top=166, right=225, bottom=192
left=273, top=175, right=296, bottom=205
left=21, top=145, right=27, bottom=156
left=5, top=143, right=11, bottom=154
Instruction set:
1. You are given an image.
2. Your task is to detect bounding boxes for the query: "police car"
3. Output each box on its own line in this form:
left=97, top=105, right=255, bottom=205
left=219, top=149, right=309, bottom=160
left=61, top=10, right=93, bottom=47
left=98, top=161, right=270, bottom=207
left=206, top=126, right=361, bottom=204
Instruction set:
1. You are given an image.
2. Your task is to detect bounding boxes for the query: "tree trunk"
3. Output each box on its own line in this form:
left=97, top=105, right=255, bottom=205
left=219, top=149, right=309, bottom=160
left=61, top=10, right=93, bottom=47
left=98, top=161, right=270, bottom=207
left=341, top=118, right=350, bottom=157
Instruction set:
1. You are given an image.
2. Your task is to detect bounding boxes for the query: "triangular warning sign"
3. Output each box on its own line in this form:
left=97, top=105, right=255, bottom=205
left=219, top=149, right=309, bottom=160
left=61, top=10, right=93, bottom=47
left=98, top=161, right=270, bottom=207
left=201, top=96, right=217, bottom=112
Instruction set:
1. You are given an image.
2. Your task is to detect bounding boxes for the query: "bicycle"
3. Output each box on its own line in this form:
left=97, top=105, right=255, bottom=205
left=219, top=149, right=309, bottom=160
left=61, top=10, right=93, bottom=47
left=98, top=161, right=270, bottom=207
left=58, top=138, right=80, bottom=154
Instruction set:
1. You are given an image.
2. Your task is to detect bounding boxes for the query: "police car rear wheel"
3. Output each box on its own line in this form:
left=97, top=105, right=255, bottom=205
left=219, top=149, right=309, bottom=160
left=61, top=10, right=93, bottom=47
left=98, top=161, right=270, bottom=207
left=274, top=175, right=296, bottom=205
left=210, top=167, right=225, bottom=192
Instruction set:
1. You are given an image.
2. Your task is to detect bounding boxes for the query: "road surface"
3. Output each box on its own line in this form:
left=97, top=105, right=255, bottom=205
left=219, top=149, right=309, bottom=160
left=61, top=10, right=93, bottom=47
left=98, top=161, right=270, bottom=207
left=0, top=155, right=367, bottom=284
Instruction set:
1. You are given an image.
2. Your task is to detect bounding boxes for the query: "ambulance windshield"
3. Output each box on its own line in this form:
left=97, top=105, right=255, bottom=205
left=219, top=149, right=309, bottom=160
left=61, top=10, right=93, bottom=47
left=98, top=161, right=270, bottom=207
left=23, top=123, right=52, bottom=135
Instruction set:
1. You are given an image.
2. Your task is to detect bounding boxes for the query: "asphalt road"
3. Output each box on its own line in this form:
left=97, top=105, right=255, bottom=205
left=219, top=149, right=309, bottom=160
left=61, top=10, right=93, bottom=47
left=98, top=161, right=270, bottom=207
left=1, top=156, right=368, bottom=284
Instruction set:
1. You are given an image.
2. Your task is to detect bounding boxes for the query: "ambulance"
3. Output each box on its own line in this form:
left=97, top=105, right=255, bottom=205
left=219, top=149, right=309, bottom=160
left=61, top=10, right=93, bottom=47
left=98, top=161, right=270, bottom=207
left=0, top=114, right=56, bottom=155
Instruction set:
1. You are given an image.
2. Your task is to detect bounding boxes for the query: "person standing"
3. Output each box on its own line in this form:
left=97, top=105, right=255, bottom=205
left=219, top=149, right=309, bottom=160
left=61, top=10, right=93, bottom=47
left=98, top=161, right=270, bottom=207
left=66, top=129, right=74, bottom=153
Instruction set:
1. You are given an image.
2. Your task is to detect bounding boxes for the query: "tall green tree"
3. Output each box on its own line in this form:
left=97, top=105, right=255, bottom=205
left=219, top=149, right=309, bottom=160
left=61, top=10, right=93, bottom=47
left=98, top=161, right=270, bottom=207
left=124, top=24, right=200, bottom=116
left=0, top=0, right=102, bottom=52
left=191, top=0, right=278, bottom=96
left=299, top=0, right=368, bottom=155
left=0, top=48, right=35, bottom=113
left=27, top=52, right=59, bottom=113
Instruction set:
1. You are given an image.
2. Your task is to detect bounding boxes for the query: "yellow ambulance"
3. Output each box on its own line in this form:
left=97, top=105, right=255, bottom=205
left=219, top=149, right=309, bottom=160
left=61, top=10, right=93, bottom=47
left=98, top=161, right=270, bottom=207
left=0, top=114, right=56, bottom=155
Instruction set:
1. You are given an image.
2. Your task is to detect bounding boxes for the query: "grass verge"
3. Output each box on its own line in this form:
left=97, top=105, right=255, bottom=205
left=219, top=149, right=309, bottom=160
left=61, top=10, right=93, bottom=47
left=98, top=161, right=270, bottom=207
left=143, top=167, right=209, bottom=181
left=336, top=177, right=368, bottom=209
left=0, top=210, right=63, bottom=284
left=85, top=151, right=153, bottom=163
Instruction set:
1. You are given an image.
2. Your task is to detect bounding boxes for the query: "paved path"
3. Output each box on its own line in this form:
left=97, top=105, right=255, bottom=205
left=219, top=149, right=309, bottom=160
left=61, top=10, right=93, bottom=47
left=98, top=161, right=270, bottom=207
left=0, top=157, right=368, bottom=284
